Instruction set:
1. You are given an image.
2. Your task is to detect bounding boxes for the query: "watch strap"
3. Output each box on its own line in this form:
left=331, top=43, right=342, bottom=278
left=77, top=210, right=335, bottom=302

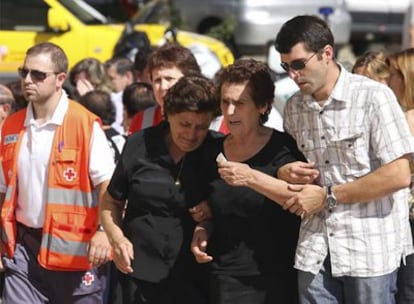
left=326, top=184, right=337, bottom=210
left=97, top=224, right=105, bottom=232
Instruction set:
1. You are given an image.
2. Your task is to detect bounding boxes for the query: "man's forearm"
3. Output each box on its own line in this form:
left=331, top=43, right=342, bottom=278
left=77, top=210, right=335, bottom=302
left=333, top=156, right=411, bottom=204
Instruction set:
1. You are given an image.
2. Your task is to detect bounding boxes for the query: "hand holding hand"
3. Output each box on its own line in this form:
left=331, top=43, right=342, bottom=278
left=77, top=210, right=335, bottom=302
left=277, top=161, right=319, bottom=184
left=283, top=184, right=326, bottom=217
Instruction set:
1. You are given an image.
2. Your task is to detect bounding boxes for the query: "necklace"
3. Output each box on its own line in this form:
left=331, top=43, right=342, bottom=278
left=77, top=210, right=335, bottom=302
left=175, top=155, right=186, bottom=186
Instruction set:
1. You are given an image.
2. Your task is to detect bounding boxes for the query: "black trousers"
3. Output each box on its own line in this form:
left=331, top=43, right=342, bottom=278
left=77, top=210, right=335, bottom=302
left=115, top=268, right=209, bottom=304
left=209, top=272, right=298, bottom=304
left=396, top=219, right=414, bottom=304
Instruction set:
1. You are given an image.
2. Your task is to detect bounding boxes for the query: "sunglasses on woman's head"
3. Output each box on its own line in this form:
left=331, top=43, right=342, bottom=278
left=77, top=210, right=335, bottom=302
left=280, top=52, right=318, bottom=73
left=18, top=67, right=57, bottom=81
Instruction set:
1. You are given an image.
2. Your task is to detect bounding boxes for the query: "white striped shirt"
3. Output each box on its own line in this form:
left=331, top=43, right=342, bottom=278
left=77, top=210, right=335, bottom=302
left=284, top=66, right=414, bottom=277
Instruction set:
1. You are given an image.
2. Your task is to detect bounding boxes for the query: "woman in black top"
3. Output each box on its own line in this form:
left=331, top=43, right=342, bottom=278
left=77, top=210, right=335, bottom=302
left=100, top=74, right=220, bottom=304
left=191, top=59, right=306, bottom=304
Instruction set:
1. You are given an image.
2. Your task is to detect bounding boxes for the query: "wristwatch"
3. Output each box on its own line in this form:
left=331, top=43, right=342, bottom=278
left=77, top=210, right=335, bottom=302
left=97, top=224, right=105, bottom=232
left=326, top=185, right=337, bottom=210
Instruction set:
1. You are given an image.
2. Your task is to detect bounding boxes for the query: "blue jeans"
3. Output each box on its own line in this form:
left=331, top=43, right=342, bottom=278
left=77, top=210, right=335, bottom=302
left=298, top=256, right=398, bottom=304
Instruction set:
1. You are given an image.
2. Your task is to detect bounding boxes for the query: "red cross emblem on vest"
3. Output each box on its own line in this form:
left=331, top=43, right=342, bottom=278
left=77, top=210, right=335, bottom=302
left=82, top=271, right=95, bottom=286
left=63, top=167, right=77, bottom=182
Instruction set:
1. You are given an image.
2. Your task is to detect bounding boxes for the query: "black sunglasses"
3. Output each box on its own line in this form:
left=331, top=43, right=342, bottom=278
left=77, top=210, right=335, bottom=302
left=280, top=52, right=318, bottom=73
left=18, top=67, right=57, bottom=81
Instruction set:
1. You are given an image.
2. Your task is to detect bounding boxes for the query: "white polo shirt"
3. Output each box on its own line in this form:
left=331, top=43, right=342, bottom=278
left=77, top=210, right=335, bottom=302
left=0, top=92, right=115, bottom=228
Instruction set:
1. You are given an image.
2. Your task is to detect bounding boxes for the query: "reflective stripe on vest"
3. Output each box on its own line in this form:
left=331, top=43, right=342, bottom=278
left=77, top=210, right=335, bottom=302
left=142, top=106, right=157, bottom=129
left=4, top=185, right=13, bottom=202
left=48, top=188, right=95, bottom=207
left=129, top=106, right=163, bottom=134
left=41, top=233, right=89, bottom=257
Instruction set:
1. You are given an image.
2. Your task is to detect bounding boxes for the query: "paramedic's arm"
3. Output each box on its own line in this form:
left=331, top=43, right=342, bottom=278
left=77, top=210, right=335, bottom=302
left=87, top=122, right=114, bottom=266
left=88, top=180, right=112, bottom=266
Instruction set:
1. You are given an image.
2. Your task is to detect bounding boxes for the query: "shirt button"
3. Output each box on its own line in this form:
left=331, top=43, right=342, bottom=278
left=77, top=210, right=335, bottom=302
left=325, top=160, right=330, bottom=164
left=319, top=111, right=324, bottom=115
left=316, top=260, right=322, bottom=264
left=301, top=144, right=305, bottom=148
left=321, top=135, right=325, bottom=140
left=329, top=233, right=334, bottom=237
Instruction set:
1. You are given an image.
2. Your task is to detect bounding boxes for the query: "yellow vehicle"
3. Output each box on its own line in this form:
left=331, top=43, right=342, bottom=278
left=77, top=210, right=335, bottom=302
left=0, top=0, right=234, bottom=80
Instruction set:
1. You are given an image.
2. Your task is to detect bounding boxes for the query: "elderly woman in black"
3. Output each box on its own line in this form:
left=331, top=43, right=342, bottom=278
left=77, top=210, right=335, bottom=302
left=191, top=59, right=308, bottom=304
left=100, top=74, right=220, bottom=304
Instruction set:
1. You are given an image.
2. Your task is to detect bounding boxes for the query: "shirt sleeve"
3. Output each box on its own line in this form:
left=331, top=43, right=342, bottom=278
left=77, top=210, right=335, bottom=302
left=271, top=132, right=307, bottom=173
left=89, top=121, right=115, bottom=187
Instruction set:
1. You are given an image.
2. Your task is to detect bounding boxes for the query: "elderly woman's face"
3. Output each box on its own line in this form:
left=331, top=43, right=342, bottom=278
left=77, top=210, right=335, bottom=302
left=220, top=81, right=266, bottom=134
left=167, top=111, right=214, bottom=153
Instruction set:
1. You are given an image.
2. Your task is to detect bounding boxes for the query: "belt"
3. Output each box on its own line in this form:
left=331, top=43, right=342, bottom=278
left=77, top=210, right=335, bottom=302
left=17, top=221, right=43, bottom=240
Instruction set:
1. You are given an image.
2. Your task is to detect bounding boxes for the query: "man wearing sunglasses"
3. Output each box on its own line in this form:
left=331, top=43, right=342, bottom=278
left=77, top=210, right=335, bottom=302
left=0, top=42, right=115, bottom=303
left=269, top=15, right=414, bottom=304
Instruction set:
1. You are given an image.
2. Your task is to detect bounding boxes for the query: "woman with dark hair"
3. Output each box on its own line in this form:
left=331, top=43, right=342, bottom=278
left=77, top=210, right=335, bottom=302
left=100, top=74, right=220, bottom=304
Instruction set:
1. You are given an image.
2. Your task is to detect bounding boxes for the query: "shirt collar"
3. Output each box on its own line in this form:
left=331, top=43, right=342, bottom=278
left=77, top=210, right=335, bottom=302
left=330, top=63, right=353, bottom=104
left=24, top=90, right=69, bottom=127
left=299, top=63, right=351, bottom=107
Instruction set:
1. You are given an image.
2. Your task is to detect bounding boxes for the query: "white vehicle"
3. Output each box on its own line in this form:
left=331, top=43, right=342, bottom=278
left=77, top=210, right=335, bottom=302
left=345, top=0, right=410, bottom=46
left=135, top=0, right=352, bottom=54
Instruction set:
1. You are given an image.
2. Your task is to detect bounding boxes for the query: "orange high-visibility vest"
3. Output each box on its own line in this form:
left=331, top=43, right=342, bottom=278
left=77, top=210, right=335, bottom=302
left=0, top=100, right=101, bottom=271
left=128, top=105, right=163, bottom=134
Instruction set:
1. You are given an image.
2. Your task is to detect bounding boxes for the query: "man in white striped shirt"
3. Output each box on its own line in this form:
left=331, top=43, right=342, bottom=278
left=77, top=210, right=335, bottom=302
left=275, top=15, right=414, bottom=304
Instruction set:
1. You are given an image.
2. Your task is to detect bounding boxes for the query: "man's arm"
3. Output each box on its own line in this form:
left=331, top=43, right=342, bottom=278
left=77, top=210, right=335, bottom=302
left=333, top=156, right=411, bottom=203
left=88, top=180, right=112, bottom=266
left=286, top=156, right=411, bottom=215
